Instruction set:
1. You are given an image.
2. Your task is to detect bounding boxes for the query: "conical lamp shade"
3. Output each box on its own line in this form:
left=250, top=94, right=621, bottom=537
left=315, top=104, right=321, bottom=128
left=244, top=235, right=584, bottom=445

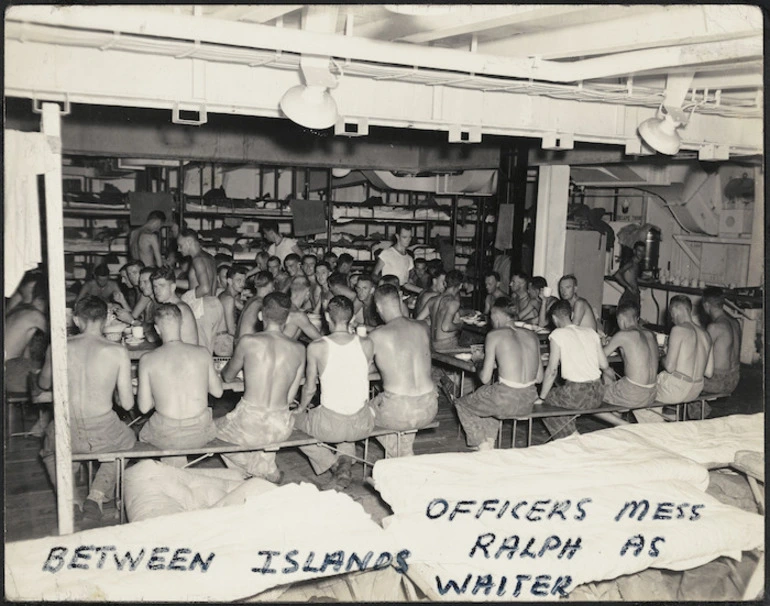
left=638, top=113, right=681, bottom=155
left=280, top=85, right=338, bottom=129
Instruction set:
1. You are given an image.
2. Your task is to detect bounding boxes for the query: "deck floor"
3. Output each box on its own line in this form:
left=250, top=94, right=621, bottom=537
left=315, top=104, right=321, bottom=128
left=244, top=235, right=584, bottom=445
left=4, top=364, right=764, bottom=542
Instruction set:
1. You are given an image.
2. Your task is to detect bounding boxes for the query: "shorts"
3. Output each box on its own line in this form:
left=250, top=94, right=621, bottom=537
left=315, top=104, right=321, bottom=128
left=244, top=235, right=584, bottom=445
left=139, top=408, right=217, bottom=450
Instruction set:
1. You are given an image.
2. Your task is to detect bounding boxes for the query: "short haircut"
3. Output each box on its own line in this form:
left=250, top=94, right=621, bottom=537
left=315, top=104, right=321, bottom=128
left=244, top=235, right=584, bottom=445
left=262, top=291, right=291, bottom=323
left=445, top=270, right=464, bottom=288
left=260, top=220, right=279, bottom=234
left=531, top=276, right=548, bottom=290
left=323, top=252, right=338, bottom=261
left=356, top=273, right=375, bottom=286
left=550, top=299, right=573, bottom=321
left=302, top=254, right=317, bottom=264
left=147, top=210, right=166, bottom=223
left=414, top=257, right=427, bottom=267
left=337, top=253, right=354, bottom=267
left=634, top=241, right=646, bottom=250
left=485, top=271, right=501, bottom=281
left=74, top=295, right=107, bottom=322
left=511, top=270, right=530, bottom=284
left=139, top=266, right=156, bottom=278
left=428, top=264, right=447, bottom=280
left=290, top=276, right=311, bottom=294
left=20, top=271, right=42, bottom=287
left=616, top=300, right=640, bottom=319
left=396, top=224, right=413, bottom=234
left=227, top=264, right=248, bottom=279
left=267, top=255, right=282, bottom=266
left=253, top=271, right=274, bottom=288
left=702, top=287, right=725, bottom=307
left=151, top=266, right=176, bottom=283
left=380, top=274, right=400, bottom=287
left=178, top=227, right=198, bottom=241
left=670, top=295, right=692, bottom=313
left=328, top=272, right=349, bottom=289
left=284, top=253, right=301, bottom=265
left=316, top=261, right=331, bottom=272
left=255, top=250, right=270, bottom=263
left=374, top=283, right=400, bottom=306
left=560, top=274, right=577, bottom=287
left=214, top=253, right=232, bottom=265
left=94, top=264, right=110, bottom=277
left=327, top=295, right=354, bottom=324
left=218, top=264, right=231, bottom=275
left=153, top=302, right=182, bottom=324
left=122, top=260, right=144, bottom=272
left=492, top=296, right=517, bottom=319
left=33, top=276, right=48, bottom=301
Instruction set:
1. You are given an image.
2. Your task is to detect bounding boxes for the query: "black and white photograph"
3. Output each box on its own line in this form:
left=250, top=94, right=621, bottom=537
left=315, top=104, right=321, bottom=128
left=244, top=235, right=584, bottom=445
left=3, top=4, right=765, bottom=601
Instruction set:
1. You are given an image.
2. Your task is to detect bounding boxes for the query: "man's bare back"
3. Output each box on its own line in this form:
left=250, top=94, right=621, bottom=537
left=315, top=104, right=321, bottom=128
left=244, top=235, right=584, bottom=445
left=284, top=309, right=323, bottom=341
left=370, top=317, right=433, bottom=396
left=708, top=315, right=741, bottom=371
left=237, top=296, right=263, bottom=339
left=174, top=300, right=199, bottom=345
left=138, top=341, right=218, bottom=419
left=665, top=322, right=712, bottom=380
left=130, top=229, right=162, bottom=267
left=430, top=293, right=462, bottom=344
left=189, top=251, right=218, bottom=297
left=485, top=327, right=541, bottom=384
left=5, top=306, right=47, bottom=359
left=605, top=326, right=659, bottom=385
left=571, top=297, right=597, bottom=331
left=223, top=332, right=305, bottom=408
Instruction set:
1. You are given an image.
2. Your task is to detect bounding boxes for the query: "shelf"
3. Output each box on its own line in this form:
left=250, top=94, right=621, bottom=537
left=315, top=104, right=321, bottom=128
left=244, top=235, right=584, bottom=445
left=673, top=234, right=752, bottom=246
left=63, top=207, right=130, bottom=217
left=333, top=217, right=450, bottom=225
left=185, top=208, right=291, bottom=219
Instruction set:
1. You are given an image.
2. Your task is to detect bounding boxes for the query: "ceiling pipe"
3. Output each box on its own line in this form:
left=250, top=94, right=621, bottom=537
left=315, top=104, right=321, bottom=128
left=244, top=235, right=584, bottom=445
left=7, top=6, right=762, bottom=84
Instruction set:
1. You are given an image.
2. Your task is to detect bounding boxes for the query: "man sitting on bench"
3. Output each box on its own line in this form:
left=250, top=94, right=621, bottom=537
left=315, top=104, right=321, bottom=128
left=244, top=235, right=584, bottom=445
left=600, top=300, right=659, bottom=424
left=217, top=292, right=305, bottom=483
left=294, top=296, right=376, bottom=489
left=369, top=284, right=438, bottom=457
left=454, top=297, right=542, bottom=450
left=137, top=304, right=222, bottom=464
left=539, top=299, right=610, bottom=440
left=702, top=287, right=742, bottom=396
left=39, top=296, right=136, bottom=520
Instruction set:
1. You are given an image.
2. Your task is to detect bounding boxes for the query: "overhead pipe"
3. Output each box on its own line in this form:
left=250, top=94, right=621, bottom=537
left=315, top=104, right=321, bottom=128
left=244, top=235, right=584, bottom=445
left=6, top=6, right=763, bottom=84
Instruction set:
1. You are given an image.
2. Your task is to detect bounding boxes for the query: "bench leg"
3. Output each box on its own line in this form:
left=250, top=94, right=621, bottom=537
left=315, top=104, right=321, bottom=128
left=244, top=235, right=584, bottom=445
left=497, top=420, right=503, bottom=449
left=396, top=432, right=401, bottom=458
left=527, top=419, right=533, bottom=447
left=512, top=419, right=518, bottom=448
left=363, top=437, right=370, bottom=478
left=701, top=399, right=706, bottom=420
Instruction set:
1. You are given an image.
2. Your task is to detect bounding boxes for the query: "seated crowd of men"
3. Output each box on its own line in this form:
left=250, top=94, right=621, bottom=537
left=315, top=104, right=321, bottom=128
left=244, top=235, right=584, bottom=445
left=5, top=218, right=744, bottom=522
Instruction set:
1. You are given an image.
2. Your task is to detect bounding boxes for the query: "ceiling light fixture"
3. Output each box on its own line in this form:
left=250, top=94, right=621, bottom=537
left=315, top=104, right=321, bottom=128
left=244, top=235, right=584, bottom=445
left=332, top=168, right=352, bottom=178
left=637, top=105, right=687, bottom=155
left=280, top=55, right=341, bottom=130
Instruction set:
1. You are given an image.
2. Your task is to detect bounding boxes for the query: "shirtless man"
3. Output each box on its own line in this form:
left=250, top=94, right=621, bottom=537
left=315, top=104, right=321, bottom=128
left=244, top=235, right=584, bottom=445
left=295, top=296, right=376, bottom=488
left=215, top=264, right=230, bottom=297
left=237, top=271, right=275, bottom=340
left=536, top=277, right=560, bottom=328
left=702, top=287, right=741, bottom=395
left=6, top=270, right=42, bottom=313
left=119, top=260, right=144, bottom=309
left=655, top=295, right=713, bottom=408
left=76, top=264, right=131, bottom=310
left=328, top=271, right=357, bottom=304
left=408, top=258, right=432, bottom=291
left=301, top=254, right=317, bottom=280
left=129, top=210, right=166, bottom=268
left=539, top=299, right=610, bottom=440
left=284, top=253, right=302, bottom=281
left=267, top=255, right=292, bottom=293
left=137, top=304, right=222, bottom=463
left=415, top=266, right=446, bottom=320
left=311, top=261, right=333, bottom=314
left=601, top=301, right=659, bottom=423
left=427, top=270, right=464, bottom=352
left=219, top=264, right=247, bottom=335
left=454, top=297, right=543, bottom=450
left=510, top=271, right=539, bottom=324
left=245, top=251, right=270, bottom=282
left=150, top=266, right=198, bottom=345
left=613, top=241, right=646, bottom=311
left=218, top=292, right=305, bottom=483
left=483, top=271, right=506, bottom=316
left=39, top=296, right=136, bottom=519
left=261, top=220, right=302, bottom=264
left=352, top=274, right=380, bottom=331
left=323, top=252, right=338, bottom=273
left=284, top=278, right=324, bottom=342
left=336, top=253, right=354, bottom=281
left=6, top=278, right=48, bottom=394
left=558, top=274, right=597, bottom=332
left=369, top=284, right=438, bottom=457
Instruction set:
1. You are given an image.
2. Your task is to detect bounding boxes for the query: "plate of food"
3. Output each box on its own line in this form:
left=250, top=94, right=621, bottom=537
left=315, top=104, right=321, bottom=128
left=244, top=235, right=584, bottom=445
left=454, top=353, right=473, bottom=362
left=124, top=336, right=145, bottom=346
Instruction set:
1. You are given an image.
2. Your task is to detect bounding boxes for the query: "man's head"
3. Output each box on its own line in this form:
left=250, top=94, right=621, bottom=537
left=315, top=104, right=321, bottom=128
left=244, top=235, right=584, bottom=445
left=315, top=262, right=331, bottom=286
left=490, top=296, right=517, bottom=328
left=146, top=210, right=166, bottom=232
left=153, top=302, right=182, bottom=341
left=668, top=295, right=693, bottom=324
left=227, top=265, right=247, bottom=294
left=262, top=291, right=291, bottom=327
left=138, top=267, right=156, bottom=297
left=260, top=220, right=280, bottom=243
left=510, top=271, right=530, bottom=295
left=414, top=258, right=427, bottom=277
left=354, top=274, right=375, bottom=302
left=328, top=272, right=350, bottom=296
left=253, top=271, right=275, bottom=295
left=73, top=295, right=108, bottom=332
left=529, top=276, right=547, bottom=300
left=337, top=253, right=354, bottom=275
left=284, top=253, right=301, bottom=277
left=18, top=271, right=42, bottom=301
left=123, top=260, right=144, bottom=287
left=484, top=271, right=501, bottom=294
left=616, top=300, right=640, bottom=329
left=326, top=295, right=354, bottom=329
left=380, top=274, right=400, bottom=288
left=177, top=228, right=201, bottom=257
left=290, top=276, right=312, bottom=307
left=374, top=283, right=402, bottom=321
left=217, top=264, right=231, bottom=289
left=394, top=225, right=413, bottom=250
left=255, top=250, right=270, bottom=271
left=429, top=265, right=447, bottom=293
left=702, top=287, right=725, bottom=318
left=558, top=274, right=578, bottom=301
left=267, top=255, right=282, bottom=277
left=150, top=266, right=177, bottom=303
left=633, top=241, right=646, bottom=263
left=445, top=270, right=464, bottom=293
left=301, top=254, right=317, bottom=277
left=94, top=263, right=111, bottom=287
left=549, top=299, right=574, bottom=328
left=323, top=252, right=338, bottom=271
left=31, top=276, right=48, bottom=312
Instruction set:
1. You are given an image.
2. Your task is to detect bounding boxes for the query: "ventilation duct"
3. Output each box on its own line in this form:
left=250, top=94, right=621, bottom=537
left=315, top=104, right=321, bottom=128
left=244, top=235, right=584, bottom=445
left=362, top=169, right=497, bottom=195
left=644, top=165, right=721, bottom=235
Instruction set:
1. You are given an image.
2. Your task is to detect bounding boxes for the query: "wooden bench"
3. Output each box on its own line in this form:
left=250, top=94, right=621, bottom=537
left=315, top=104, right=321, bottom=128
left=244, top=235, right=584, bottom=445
left=73, top=420, right=440, bottom=523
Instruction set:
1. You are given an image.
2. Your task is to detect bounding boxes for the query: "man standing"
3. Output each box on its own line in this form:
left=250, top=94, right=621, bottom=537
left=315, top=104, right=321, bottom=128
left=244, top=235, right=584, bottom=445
left=539, top=299, right=609, bottom=440
left=701, top=287, right=742, bottom=396
left=601, top=301, right=659, bottom=422
left=218, top=292, right=305, bottom=483
left=558, top=274, right=597, bottom=331
left=237, top=271, right=275, bottom=339
left=374, top=225, right=419, bottom=292
left=76, top=264, right=131, bottom=310
left=261, top=220, right=302, bottom=264
left=219, top=264, right=247, bottom=336
left=454, top=298, right=542, bottom=450
left=427, top=270, right=464, bottom=352
left=39, top=296, right=136, bottom=520
left=482, top=271, right=506, bottom=316
left=129, top=210, right=165, bottom=268
left=369, top=284, right=438, bottom=457
left=137, top=304, right=222, bottom=463
left=613, top=241, right=646, bottom=311
left=6, top=277, right=48, bottom=394
left=295, top=296, right=376, bottom=488
left=151, top=266, right=198, bottom=345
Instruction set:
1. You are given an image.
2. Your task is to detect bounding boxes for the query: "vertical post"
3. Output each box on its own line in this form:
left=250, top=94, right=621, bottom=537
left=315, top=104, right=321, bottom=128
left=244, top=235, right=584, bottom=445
left=509, top=143, right=529, bottom=271
left=42, top=103, right=74, bottom=535
left=326, top=168, right=333, bottom=254
left=532, top=165, right=570, bottom=290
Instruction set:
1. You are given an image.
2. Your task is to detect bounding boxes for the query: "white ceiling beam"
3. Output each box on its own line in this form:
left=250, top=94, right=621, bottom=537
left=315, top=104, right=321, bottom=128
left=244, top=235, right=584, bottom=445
left=6, top=6, right=764, bottom=85
left=692, top=71, right=763, bottom=91
left=238, top=5, right=303, bottom=24
left=480, top=5, right=761, bottom=59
